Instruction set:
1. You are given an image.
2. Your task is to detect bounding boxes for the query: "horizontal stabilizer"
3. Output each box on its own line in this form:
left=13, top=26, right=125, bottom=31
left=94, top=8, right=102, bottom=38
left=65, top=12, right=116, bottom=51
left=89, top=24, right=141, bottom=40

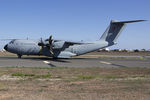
left=112, top=20, right=147, bottom=24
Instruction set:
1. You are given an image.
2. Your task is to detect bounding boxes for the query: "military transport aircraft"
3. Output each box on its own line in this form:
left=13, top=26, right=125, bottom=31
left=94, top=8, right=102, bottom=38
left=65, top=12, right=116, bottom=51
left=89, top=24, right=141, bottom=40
left=4, top=20, right=145, bottom=58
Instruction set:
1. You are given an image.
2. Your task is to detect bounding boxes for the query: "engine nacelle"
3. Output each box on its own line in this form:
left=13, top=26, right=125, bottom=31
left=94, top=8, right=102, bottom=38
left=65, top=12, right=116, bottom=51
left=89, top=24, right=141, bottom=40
left=38, top=41, right=49, bottom=46
left=52, top=41, right=65, bottom=49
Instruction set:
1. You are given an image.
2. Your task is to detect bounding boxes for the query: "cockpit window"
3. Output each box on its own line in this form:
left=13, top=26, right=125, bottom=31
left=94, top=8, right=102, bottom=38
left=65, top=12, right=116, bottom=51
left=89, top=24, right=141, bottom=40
left=9, top=40, right=16, bottom=44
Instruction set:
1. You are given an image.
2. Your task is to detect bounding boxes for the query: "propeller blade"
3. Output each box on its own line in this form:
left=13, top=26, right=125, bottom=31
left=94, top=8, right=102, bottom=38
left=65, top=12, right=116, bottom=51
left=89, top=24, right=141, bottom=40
left=38, top=38, right=43, bottom=46
left=49, top=35, right=54, bottom=55
left=49, top=46, right=54, bottom=55
left=49, top=35, right=53, bottom=45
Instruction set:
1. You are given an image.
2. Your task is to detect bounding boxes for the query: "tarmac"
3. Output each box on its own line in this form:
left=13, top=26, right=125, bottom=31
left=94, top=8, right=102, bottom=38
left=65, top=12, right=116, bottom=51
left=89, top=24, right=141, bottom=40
left=0, top=55, right=150, bottom=68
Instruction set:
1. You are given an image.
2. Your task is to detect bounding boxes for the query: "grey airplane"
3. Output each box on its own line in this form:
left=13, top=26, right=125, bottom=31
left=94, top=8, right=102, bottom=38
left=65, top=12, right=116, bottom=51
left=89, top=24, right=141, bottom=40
left=4, top=20, right=145, bottom=58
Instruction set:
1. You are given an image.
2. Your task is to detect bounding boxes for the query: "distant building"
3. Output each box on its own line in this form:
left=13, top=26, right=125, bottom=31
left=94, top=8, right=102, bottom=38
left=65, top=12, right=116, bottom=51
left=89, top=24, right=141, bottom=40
left=99, top=48, right=110, bottom=52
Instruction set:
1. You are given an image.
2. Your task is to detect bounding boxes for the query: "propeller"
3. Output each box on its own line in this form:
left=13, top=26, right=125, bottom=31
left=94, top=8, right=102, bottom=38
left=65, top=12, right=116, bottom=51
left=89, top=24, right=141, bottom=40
left=38, top=35, right=54, bottom=55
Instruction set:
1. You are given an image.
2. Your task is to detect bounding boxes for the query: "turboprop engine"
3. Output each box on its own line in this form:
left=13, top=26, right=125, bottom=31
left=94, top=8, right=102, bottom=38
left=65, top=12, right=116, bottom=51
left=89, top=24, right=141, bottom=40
left=38, top=35, right=54, bottom=55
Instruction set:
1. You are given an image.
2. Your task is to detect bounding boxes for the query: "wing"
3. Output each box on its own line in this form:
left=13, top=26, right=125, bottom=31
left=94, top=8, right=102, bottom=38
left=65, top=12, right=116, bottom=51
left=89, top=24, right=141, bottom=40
left=52, top=39, right=91, bottom=50
left=62, top=41, right=92, bottom=50
left=65, top=41, right=85, bottom=45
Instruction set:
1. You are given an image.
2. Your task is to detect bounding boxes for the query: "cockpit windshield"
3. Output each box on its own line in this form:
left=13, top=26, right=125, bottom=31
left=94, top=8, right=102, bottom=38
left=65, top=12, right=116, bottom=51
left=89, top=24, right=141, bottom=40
left=9, top=39, right=16, bottom=44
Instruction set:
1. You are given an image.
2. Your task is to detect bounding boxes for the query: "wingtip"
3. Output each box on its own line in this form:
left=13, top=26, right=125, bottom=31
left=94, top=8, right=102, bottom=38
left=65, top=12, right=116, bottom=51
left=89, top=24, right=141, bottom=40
left=142, top=20, right=148, bottom=21
left=136, top=20, right=147, bottom=22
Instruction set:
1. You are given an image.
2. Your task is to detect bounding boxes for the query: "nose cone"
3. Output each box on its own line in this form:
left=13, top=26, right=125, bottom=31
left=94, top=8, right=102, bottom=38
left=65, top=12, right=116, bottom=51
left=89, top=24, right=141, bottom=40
left=4, top=44, right=8, bottom=51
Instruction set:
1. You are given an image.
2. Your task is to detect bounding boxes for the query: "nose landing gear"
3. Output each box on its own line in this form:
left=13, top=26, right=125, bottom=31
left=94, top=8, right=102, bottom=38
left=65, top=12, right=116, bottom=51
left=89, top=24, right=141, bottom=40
left=17, top=54, right=22, bottom=58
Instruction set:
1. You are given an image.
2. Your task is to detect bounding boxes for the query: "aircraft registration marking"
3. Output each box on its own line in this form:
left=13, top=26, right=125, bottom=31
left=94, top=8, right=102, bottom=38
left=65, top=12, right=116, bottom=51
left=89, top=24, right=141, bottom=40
left=100, top=61, right=111, bottom=65
left=43, top=61, right=50, bottom=64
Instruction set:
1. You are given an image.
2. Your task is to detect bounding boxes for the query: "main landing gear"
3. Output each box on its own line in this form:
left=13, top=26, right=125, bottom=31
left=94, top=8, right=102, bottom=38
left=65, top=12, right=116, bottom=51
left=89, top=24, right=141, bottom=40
left=17, top=54, right=22, bottom=58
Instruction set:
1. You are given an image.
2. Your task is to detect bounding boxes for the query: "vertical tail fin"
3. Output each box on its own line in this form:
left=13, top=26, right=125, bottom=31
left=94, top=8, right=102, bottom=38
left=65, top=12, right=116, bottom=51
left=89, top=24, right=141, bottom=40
left=100, top=20, right=146, bottom=44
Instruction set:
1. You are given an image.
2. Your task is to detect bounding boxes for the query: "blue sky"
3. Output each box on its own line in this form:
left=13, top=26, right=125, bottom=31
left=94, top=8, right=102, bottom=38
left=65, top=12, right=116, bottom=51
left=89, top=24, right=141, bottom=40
left=0, top=0, right=150, bottom=50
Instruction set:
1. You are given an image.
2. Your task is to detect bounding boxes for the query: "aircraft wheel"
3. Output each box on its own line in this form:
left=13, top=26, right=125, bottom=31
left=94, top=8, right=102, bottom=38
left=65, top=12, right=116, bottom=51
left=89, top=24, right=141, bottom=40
left=53, top=57, right=58, bottom=59
left=17, top=54, right=22, bottom=58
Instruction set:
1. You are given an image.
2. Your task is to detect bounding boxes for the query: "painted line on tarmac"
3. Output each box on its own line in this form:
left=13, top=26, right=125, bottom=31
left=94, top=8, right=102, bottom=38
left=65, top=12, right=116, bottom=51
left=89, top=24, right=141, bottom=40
left=43, top=61, right=50, bottom=64
left=100, top=61, right=112, bottom=65
left=100, top=61, right=127, bottom=68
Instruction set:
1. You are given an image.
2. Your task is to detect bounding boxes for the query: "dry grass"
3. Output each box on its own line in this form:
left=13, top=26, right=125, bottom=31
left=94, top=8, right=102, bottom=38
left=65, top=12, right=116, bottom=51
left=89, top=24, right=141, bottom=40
left=0, top=52, right=16, bottom=56
left=0, top=67, right=150, bottom=100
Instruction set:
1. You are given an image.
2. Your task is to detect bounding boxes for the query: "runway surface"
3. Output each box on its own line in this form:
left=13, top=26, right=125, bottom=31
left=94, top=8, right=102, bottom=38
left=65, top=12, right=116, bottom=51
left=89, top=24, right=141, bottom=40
left=0, top=56, right=150, bottom=68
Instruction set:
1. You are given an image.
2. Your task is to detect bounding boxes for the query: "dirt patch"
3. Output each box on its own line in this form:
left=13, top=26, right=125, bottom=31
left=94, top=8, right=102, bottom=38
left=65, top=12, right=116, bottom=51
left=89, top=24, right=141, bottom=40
left=0, top=67, right=150, bottom=100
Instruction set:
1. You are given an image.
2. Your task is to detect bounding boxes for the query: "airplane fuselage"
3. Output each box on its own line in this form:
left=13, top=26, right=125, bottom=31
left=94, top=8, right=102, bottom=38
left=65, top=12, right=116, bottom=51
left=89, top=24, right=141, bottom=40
left=4, top=39, right=109, bottom=58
